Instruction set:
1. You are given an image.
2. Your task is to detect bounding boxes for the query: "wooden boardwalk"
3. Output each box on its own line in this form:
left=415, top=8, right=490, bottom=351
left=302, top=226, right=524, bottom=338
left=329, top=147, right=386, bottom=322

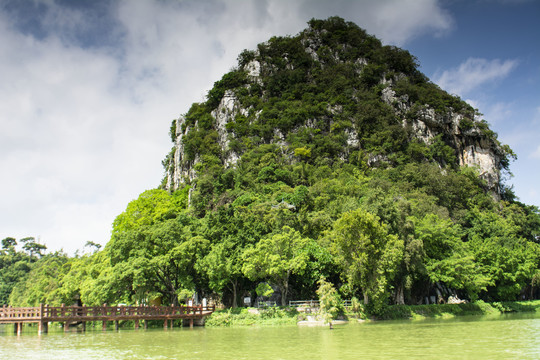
left=0, top=303, right=215, bottom=334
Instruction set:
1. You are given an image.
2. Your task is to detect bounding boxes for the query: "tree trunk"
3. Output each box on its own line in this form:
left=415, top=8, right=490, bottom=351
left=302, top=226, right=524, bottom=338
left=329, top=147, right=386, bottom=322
left=231, top=279, right=238, bottom=308
left=363, top=291, right=369, bottom=305
left=394, top=283, right=405, bottom=305
left=281, top=273, right=290, bottom=306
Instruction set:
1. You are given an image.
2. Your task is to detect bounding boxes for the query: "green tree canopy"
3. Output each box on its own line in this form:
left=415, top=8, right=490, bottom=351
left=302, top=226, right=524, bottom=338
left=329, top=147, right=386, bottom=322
left=242, top=226, right=312, bottom=306
left=331, top=209, right=404, bottom=314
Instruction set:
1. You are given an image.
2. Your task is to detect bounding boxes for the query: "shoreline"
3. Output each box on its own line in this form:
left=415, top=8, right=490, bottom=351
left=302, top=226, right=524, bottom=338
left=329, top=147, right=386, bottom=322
left=376, top=299, right=540, bottom=320
left=204, top=300, right=540, bottom=327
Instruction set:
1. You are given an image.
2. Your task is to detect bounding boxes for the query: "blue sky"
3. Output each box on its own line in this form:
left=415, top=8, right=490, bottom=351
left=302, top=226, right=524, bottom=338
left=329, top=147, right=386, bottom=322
left=0, top=0, right=538, bottom=253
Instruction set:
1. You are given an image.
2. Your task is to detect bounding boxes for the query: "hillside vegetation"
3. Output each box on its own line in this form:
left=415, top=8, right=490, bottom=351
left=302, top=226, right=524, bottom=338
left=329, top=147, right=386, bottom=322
left=2, top=18, right=539, bottom=316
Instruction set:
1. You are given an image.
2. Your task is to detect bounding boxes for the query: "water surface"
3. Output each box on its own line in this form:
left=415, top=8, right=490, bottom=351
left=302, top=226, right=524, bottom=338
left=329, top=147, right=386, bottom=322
left=1, top=313, right=539, bottom=359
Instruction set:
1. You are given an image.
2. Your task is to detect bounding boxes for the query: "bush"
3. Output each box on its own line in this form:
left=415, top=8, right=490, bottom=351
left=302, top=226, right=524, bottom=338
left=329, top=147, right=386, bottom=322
left=205, top=307, right=299, bottom=327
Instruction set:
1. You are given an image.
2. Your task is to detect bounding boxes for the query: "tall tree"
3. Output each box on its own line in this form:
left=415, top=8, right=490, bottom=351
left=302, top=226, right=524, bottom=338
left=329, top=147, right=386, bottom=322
left=242, top=226, right=311, bottom=306
left=331, top=209, right=403, bottom=314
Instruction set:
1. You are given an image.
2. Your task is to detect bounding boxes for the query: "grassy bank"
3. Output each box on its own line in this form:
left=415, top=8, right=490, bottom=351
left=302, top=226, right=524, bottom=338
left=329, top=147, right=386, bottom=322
left=375, top=300, right=540, bottom=320
left=205, top=300, right=540, bottom=326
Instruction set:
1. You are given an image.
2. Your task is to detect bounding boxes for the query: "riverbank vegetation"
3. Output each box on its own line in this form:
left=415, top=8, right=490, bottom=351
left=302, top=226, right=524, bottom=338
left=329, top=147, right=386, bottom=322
left=376, top=299, right=540, bottom=320
left=202, top=299, right=540, bottom=327
left=2, top=18, right=539, bottom=316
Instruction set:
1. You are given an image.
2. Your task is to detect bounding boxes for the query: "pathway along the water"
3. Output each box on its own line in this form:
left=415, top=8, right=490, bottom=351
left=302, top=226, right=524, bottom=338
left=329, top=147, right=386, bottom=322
left=0, top=304, right=215, bottom=334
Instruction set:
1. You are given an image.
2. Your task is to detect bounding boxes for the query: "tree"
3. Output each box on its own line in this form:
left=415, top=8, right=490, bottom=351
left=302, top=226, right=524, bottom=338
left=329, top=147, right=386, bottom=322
left=0, top=238, right=35, bottom=305
left=8, top=252, right=69, bottom=306
left=414, top=214, right=490, bottom=301
left=111, top=188, right=189, bottom=234
left=242, top=226, right=311, bottom=306
left=316, top=277, right=344, bottom=328
left=1, top=237, right=17, bottom=251
left=20, top=237, right=47, bottom=259
left=199, top=239, right=244, bottom=307
left=331, top=209, right=403, bottom=314
left=84, top=241, right=102, bottom=254
left=466, top=206, right=540, bottom=300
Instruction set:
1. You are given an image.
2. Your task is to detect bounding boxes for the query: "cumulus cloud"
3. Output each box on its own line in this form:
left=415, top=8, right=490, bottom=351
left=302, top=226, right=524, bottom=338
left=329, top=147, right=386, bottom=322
left=0, top=0, right=454, bottom=253
left=434, top=58, right=519, bottom=96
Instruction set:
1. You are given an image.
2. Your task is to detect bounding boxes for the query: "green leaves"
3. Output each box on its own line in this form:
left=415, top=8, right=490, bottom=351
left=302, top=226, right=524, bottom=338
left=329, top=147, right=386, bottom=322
left=316, top=277, right=344, bottom=325
left=111, top=188, right=189, bottom=235
left=242, top=226, right=312, bottom=305
left=331, top=209, right=404, bottom=314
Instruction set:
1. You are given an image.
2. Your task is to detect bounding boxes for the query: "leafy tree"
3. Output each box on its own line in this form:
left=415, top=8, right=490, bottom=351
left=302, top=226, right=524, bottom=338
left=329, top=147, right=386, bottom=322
left=414, top=214, right=490, bottom=301
left=0, top=237, right=36, bottom=305
left=331, top=209, right=404, bottom=314
left=112, top=188, right=189, bottom=234
left=199, top=239, right=244, bottom=307
left=316, top=277, right=344, bottom=328
left=106, top=217, right=209, bottom=305
left=1, top=237, right=17, bottom=251
left=8, top=252, right=69, bottom=306
left=467, top=206, right=540, bottom=300
left=20, top=237, right=47, bottom=259
left=242, top=226, right=312, bottom=305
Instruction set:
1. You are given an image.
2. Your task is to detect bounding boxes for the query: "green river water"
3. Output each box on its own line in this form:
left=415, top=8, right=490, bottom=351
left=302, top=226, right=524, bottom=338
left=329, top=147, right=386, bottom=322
left=1, top=313, right=539, bottom=359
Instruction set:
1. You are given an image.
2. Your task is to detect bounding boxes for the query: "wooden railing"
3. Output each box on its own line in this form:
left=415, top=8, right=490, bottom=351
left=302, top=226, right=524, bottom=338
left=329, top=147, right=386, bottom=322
left=0, top=303, right=215, bottom=322
left=289, top=300, right=320, bottom=308
left=0, top=306, right=42, bottom=320
left=289, top=300, right=355, bottom=310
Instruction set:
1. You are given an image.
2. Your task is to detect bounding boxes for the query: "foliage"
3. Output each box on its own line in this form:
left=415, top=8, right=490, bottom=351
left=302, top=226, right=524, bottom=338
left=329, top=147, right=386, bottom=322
left=256, top=283, right=274, bottom=298
left=376, top=300, right=540, bottom=320
left=205, top=307, right=299, bottom=327
left=242, top=226, right=312, bottom=306
left=112, top=188, right=189, bottom=234
left=331, top=209, right=404, bottom=314
left=316, top=277, right=344, bottom=325
left=1, top=237, right=47, bottom=305
left=8, top=252, right=69, bottom=306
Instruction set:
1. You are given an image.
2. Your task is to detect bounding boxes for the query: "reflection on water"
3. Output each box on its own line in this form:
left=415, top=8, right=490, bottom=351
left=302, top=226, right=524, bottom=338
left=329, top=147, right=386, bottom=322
left=1, top=313, right=539, bottom=359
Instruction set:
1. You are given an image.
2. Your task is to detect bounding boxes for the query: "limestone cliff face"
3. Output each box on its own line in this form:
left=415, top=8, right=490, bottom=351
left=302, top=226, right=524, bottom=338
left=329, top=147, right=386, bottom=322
left=165, top=18, right=510, bottom=197
left=380, top=83, right=503, bottom=191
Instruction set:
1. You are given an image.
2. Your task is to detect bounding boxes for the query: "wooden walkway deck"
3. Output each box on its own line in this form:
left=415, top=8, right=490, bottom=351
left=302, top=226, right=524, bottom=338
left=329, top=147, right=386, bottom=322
left=0, top=303, right=215, bottom=334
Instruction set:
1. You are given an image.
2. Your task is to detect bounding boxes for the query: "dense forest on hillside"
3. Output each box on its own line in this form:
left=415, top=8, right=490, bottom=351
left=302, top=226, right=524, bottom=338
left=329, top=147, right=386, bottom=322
left=2, top=18, right=539, bottom=315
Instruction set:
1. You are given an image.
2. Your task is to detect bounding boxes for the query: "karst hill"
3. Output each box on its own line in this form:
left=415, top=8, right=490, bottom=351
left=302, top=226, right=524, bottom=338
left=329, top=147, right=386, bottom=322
left=164, top=17, right=513, bottom=198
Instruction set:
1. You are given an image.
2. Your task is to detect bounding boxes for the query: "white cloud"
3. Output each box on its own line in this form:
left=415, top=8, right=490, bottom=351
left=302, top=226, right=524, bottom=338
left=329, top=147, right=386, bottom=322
left=434, top=58, right=519, bottom=96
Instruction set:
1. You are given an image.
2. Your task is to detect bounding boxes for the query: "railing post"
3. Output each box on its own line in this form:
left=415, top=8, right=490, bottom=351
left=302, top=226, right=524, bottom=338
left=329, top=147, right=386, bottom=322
left=38, top=303, right=48, bottom=335
left=102, top=303, right=107, bottom=331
